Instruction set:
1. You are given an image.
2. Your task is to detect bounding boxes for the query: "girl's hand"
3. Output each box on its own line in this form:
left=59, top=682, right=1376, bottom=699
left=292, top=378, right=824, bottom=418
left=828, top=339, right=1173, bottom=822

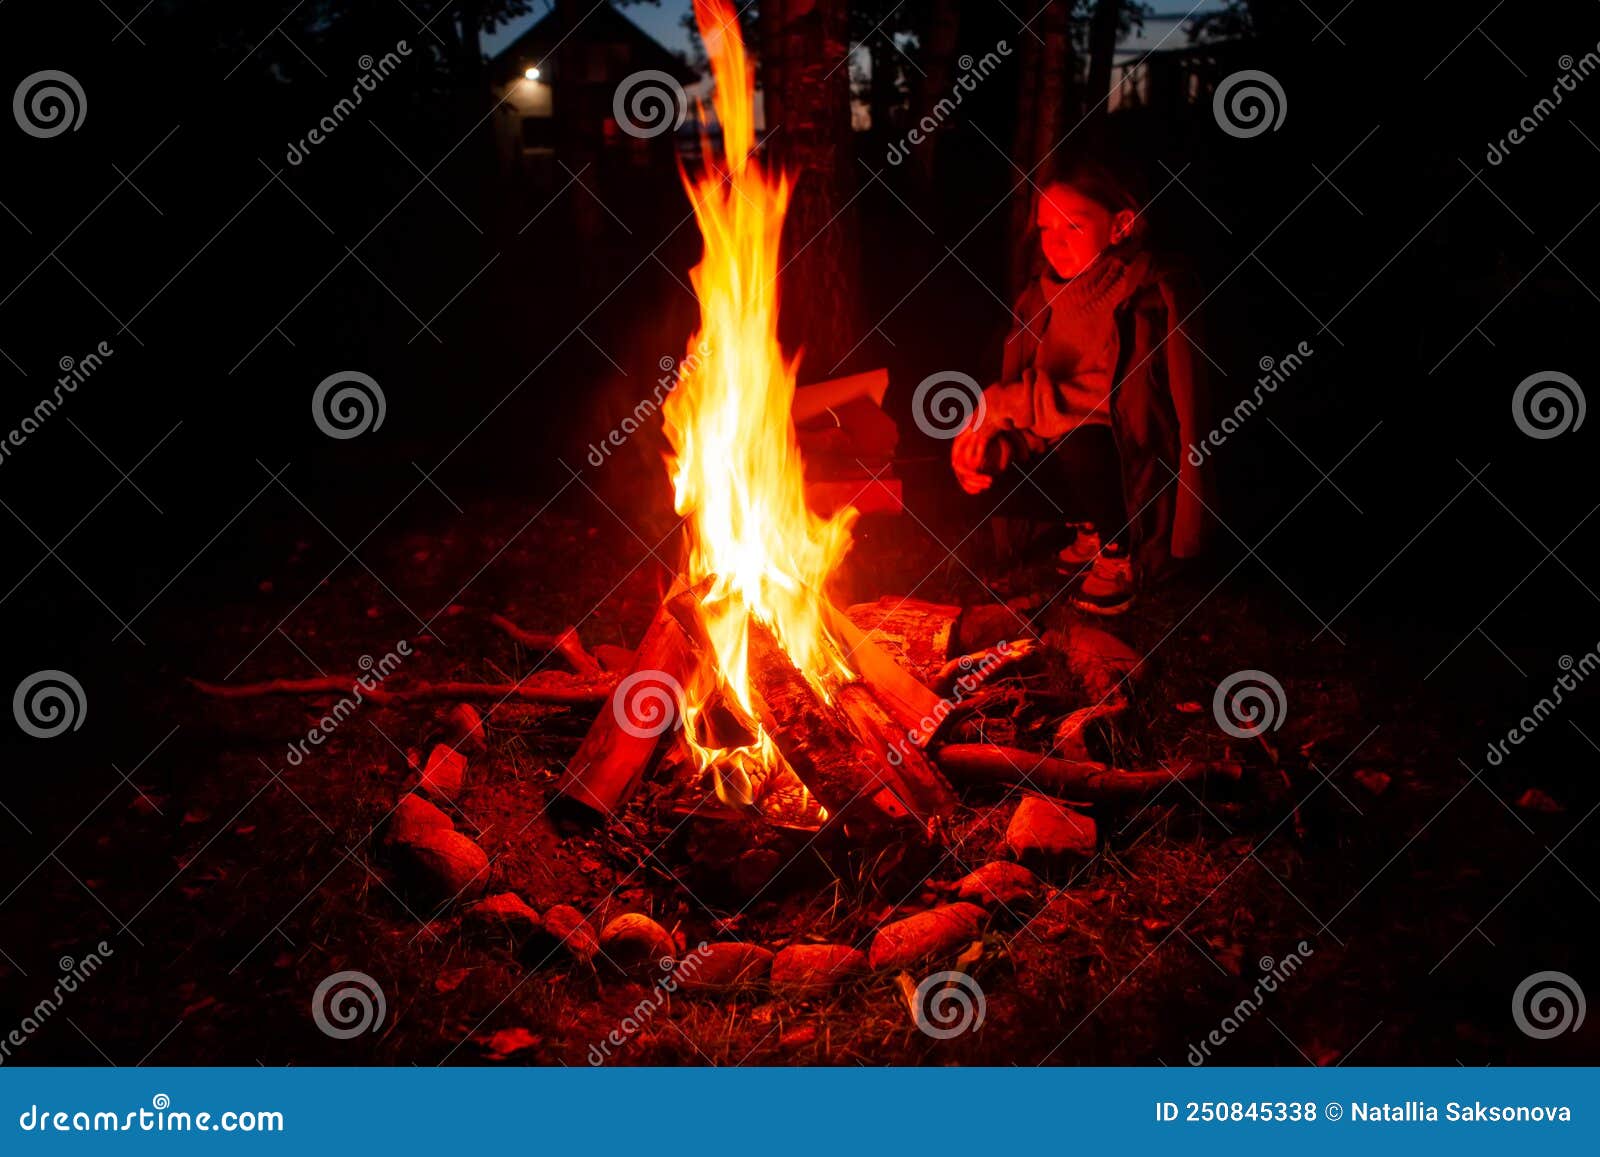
left=951, top=424, right=1012, bottom=493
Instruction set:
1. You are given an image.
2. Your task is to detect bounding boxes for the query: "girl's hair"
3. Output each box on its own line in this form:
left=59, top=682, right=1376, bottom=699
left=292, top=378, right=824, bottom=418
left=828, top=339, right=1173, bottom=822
left=1035, top=153, right=1148, bottom=242
left=1010, top=151, right=1151, bottom=293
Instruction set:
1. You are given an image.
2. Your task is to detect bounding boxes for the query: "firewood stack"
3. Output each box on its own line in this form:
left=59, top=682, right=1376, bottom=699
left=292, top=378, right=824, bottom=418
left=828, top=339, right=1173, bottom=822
left=556, top=590, right=963, bottom=837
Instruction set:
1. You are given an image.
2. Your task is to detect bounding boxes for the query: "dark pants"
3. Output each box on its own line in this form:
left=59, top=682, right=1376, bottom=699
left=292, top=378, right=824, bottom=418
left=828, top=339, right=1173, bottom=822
left=992, top=423, right=1125, bottom=547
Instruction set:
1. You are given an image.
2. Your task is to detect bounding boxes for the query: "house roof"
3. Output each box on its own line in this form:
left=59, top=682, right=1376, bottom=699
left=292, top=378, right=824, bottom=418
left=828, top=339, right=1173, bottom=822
left=490, top=4, right=700, bottom=87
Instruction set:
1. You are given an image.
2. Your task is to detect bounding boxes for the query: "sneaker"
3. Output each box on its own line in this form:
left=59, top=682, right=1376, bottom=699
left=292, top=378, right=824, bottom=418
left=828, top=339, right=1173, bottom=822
left=1055, top=522, right=1101, bottom=576
left=1072, top=547, right=1135, bottom=616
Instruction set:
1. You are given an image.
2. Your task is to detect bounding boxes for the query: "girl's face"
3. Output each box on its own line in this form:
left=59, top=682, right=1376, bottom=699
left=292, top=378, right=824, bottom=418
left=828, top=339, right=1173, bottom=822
left=1037, top=184, right=1135, bottom=279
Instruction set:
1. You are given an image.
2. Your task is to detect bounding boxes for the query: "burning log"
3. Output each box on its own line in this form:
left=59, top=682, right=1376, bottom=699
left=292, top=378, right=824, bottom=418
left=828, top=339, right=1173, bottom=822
left=745, top=621, right=957, bottom=833
left=935, top=743, right=1242, bottom=800
left=834, top=682, right=958, bottom=826
left=823, top=601, right=942, bottom=739
left=555, top=580, right=700, bottom=819
left=746, top=620, right=911, bottom=830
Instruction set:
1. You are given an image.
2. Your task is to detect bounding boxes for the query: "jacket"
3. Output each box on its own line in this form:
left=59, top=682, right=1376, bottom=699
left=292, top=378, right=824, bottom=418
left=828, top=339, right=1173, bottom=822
left=984, top=252, right=1217, bottom=578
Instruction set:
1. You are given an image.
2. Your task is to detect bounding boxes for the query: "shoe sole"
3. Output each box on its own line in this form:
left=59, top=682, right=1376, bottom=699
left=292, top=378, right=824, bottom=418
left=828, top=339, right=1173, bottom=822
left=1071, top=594, right=1135, bottom=616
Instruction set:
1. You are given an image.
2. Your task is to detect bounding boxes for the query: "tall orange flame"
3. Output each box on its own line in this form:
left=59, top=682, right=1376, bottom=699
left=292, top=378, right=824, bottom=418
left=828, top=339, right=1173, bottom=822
left=662, top=0, right=857, bottom=810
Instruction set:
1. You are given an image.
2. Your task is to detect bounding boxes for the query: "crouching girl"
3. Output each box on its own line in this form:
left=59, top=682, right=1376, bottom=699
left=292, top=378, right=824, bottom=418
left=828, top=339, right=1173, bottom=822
left=951, top=157, right=1216, bottom=614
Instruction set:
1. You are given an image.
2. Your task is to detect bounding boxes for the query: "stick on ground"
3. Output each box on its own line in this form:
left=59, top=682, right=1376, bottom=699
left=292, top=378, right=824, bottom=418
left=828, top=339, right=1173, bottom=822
left=935, top=743, right=1242, bottom=800
left=488, top=616, right=603, bottom=678
left=190, top=675, right=613, bottom=706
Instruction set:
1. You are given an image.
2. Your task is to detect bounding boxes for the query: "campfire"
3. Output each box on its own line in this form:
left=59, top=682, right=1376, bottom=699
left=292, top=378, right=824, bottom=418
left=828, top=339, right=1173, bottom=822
left=559, top=0, right=958, bottom=836
left=191, top=1, right=1240, bottom=864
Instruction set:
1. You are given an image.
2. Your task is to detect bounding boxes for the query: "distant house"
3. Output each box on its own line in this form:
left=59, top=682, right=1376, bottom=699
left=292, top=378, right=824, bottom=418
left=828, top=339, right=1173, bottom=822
left=488, top=5, right=700, bottom=188
left=1109, top=41, right=1244, bottom=124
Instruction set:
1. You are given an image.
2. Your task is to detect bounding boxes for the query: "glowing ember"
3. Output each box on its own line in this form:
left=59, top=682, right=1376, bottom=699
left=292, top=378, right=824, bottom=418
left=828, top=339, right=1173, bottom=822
left=662, top=0, right=857, bottom=815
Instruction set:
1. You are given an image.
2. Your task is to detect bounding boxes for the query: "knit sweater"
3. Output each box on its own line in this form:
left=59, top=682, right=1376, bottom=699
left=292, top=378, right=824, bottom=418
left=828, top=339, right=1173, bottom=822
left=981, top=250, right=1152, bottom=442
left=982, top=246, right=1217, bottom=576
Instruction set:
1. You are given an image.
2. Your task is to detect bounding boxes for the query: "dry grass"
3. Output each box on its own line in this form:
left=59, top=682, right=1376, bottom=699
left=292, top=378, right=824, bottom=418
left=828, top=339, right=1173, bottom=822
left=12, top=497, right=1586, bottom=1067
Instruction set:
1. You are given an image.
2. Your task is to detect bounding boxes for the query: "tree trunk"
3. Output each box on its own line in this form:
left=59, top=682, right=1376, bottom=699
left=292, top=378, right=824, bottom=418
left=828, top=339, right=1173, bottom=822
left=555, top=0, right=605, bottom=256
left=760, top=0, right=863, bottom=377
left=1008, top=0, right=1074, bottom=300
left=909, top=0, right=960, bottom=194
left=867, top=38, right=895, bottom=151
left=1085, top=0, right=1120, bottom=122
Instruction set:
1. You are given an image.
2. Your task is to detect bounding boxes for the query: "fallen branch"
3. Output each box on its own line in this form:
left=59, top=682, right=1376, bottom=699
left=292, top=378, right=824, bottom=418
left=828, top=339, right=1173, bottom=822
left=190, top=675, right=613, bottom=706
left=488, top=616, right=603, bottom=678
left=932, top=637, right=1038, bottom=698
left=935, top=743, right=1241, bottom=800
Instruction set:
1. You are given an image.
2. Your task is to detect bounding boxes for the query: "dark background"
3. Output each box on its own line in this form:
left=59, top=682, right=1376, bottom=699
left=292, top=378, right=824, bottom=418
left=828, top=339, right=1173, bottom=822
left=1, top=0, right=1598, bottom=1064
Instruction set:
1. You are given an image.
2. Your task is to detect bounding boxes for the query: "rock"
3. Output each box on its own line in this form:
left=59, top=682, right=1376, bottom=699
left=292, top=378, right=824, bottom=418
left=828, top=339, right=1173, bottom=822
left=434, top=966, right=471, bottom=993
left=598, top=912, right=677, bottom=974
left=1353, top=769, right=1391, bottom=796
left=542, top=904, right=599, bottom=963
left=955, top=604, right=1036, bottom=653
left=393, top=828, right=490, bottom=905
left=479, top=1026, right=541, bottom=1060
left=420, top=743, right=468, bottom=801
left=463, top=892, right=542, bottom=942
left=1516, top=787, right=1563, bottom=813
left=442, top=703, right=487, bottom=754
left=1006, top=795, right=1096, bottom=869
left=780, top=1024, right=819, bottom=1049
left=868, top=903, right=987, bottom=971
left=385, top=793, right=453, bottom=845
left=675, top=942, right=773, bottom=990
left=770, top=944, right=869, bottom=993
left=955, top=861, right=1041, bottom=907
left=1061, top=623, right=1141, bottom=699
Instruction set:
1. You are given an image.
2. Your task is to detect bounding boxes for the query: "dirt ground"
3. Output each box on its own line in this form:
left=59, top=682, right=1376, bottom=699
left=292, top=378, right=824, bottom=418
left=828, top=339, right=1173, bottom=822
left=4, top=477, right=1594, bottom=1069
